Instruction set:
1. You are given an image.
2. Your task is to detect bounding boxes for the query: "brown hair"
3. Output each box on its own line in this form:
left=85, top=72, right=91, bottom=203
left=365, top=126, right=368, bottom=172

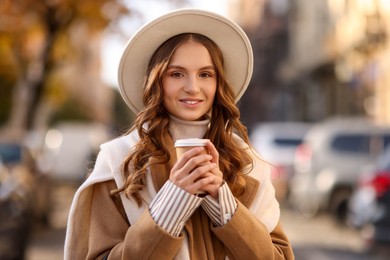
left=116, top=33, right=253, bottom=206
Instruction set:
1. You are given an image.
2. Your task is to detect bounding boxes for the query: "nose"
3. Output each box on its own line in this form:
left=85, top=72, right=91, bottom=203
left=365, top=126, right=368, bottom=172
left=183, top=75, right=200, bottom=94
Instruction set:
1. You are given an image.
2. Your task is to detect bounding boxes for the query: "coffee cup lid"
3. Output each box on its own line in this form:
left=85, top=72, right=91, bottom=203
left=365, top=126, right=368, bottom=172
left=174, top=138, right=209, bottom=147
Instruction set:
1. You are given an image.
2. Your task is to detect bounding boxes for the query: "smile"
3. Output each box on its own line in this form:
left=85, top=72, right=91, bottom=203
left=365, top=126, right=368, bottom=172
left=181, top=99, right=202, bottom=105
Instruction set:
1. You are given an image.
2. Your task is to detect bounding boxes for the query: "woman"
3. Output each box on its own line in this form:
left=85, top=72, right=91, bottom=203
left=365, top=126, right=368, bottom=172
left=65, top=9, right=294, bottom=259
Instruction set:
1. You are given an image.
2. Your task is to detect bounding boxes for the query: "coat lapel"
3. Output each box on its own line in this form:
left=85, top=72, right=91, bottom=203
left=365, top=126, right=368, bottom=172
left=149, top=133, right=177, bottom=192
left=233, top=175, right=260, bottom=208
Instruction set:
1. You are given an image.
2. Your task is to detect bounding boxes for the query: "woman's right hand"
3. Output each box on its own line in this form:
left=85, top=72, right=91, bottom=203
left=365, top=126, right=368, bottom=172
left=169, top=147, right=217, bottom=195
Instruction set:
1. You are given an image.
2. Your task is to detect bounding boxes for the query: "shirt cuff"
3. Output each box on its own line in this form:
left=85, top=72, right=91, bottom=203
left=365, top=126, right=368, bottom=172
left=149, top=180, right=203, bottom=237
left=201, top=182, right=237, bottom=226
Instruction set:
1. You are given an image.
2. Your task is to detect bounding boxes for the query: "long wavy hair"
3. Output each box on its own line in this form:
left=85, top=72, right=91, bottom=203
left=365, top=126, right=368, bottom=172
left=115, top=33, right=253, bottom=206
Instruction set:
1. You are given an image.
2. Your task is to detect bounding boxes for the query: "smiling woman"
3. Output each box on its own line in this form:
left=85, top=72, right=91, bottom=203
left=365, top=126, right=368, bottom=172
left=161, top=35, right=217, bottom=121
left=65, top=9, right=294, bottom=260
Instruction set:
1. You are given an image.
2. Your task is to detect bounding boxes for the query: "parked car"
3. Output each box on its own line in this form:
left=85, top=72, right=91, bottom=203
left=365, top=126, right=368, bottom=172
left=348, top=145, right=390, bottom=247
left=289, top=117, right=390, bottom=221
left=0, top=140, right=50, bottom=259
left=42, top=122, right=111, bottom=183
left=250, top=122, right=312, bottom=201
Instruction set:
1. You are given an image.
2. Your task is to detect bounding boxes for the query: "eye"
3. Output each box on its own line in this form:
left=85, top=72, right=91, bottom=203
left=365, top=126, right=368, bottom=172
left=171, top=71, right=184, bottom=78
left=199, top=71, right=214, bottom=78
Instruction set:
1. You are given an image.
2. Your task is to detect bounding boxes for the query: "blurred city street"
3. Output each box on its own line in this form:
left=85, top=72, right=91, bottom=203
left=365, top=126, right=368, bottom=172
left=2, top=0, right=390, bottom=259
left=25, top=183, right=389, bottom=260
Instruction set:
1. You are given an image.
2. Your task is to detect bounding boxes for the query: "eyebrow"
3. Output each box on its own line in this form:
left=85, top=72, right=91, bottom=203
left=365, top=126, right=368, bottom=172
left=167, top=65, right=215, bottom=71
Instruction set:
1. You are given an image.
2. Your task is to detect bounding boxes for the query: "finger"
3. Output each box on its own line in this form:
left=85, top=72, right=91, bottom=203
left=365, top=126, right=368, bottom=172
left=178, top=154, right=213, bottom=176
left=173, top=147, right=209, bottom=170
left=195, top=174, right=223, bottom=198
left=209, top=167, right=223, bottom=179
left=188, top=173, right=216, bottom=194
left=188, top=163, right=217, bottom=182
left=175, top=162, right=216, bottom=189
left=206, top=141, right=219, bottom=165
left=196, top=173, right=223, bottom=193
left=192, top=167, right=222, bottom=190
left=170, top=161, right=215, bottom=190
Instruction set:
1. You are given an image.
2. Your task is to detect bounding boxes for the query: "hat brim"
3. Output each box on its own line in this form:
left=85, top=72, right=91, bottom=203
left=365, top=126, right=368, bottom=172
left=118, top=8, right=253, bottom=113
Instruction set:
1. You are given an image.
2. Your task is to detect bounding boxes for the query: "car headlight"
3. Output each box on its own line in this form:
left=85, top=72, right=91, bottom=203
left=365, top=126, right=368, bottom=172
left=315, top=169, right=336, bottom=192
left=45, top=129, right=63, bottom=150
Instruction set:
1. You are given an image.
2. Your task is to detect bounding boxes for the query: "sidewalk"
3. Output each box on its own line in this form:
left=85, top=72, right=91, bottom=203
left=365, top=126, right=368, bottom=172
left=27, top=227, right=65, bottom=260
left=26, top=183, right=76, bottom=260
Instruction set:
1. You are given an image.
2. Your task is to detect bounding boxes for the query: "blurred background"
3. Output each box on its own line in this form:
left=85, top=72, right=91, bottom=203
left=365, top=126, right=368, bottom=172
left=1, top=0, right=390, bottom=259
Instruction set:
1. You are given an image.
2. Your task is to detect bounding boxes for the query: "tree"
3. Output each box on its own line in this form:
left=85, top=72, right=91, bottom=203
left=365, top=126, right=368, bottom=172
left=0, top=0, right=129, bottom=137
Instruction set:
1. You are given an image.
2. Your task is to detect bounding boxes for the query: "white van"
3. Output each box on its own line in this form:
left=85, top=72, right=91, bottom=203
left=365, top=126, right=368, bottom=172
left=42, top=122, right=111, bottom=183
left=289, top=117, right=390, bottom=221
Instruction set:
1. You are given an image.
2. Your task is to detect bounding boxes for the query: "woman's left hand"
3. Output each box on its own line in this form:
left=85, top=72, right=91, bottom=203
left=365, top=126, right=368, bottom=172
left=200, top=141, right=224, bottom=199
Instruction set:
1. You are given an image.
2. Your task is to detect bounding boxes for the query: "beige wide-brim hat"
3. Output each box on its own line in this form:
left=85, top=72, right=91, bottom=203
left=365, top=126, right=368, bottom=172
left=118, top=8, right=253, bottom=113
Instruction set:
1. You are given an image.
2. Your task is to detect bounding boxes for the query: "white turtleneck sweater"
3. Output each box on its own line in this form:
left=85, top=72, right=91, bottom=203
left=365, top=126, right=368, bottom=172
left=149, top=115, right=237, bottom=236
left=168, top=115, right=210, bottom=142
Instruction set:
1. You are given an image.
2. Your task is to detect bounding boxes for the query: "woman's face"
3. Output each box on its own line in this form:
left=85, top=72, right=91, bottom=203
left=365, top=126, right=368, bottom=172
left=162, top=40, right=217, bottom=121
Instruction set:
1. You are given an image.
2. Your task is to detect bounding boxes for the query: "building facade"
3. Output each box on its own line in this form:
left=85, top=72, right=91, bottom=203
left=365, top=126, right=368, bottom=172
left=230, top=0, right=390, bottom=128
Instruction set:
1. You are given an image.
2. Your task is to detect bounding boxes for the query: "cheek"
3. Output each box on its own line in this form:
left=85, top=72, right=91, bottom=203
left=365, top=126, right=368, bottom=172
left=162, top=81, right=180, bottom=112
left=208, top=83, right=217, bottom=100
left=162, top=79, right=174, bottom=98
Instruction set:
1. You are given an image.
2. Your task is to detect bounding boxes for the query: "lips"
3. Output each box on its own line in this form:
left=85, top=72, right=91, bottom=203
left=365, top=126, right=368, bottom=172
left=180, top=99, right=203, bottom=105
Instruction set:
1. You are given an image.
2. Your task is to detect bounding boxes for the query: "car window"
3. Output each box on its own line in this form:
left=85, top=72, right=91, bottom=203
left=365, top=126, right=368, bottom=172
left=331, top=134, right=371, bottom=154
left=0, top=143, right=22, bottom=164
left=273, top=138, right=303, bottom=147
left=377, top=146, right=390, bottom=171
left=383, top=135, right=390, bottom=149
left=378, top=158, right=390, bottom=171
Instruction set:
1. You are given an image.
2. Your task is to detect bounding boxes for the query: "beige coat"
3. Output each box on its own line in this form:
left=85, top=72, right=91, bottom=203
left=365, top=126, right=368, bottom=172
left=64, top=130, right=294, bottom=259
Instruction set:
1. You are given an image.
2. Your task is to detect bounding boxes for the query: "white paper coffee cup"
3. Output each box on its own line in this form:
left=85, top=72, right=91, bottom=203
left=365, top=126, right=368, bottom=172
left=174, top=138, right=209, bottom=159
left=174, top=138, right=209, bottom=195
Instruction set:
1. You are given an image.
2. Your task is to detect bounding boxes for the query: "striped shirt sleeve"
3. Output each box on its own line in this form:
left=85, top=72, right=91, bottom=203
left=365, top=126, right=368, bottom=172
left=149, top=180, right=203, bottom=237
left=201, top=182, right=237, bottom=227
